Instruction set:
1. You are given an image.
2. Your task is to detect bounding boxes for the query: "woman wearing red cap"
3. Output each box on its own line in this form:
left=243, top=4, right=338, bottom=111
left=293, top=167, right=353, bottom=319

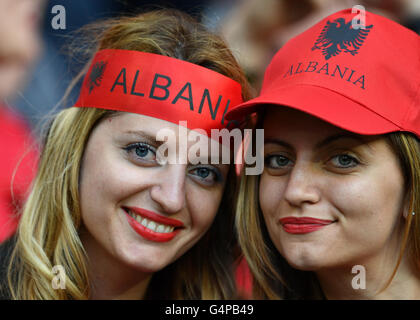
left=228, top=8, right=420, bottom=299
left=0, top=9, right=251, bottom=299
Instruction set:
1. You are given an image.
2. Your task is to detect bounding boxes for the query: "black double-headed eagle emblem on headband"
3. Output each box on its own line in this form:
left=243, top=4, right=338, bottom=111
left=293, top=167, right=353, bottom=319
left=312, top=18, right=373, bottom=60
left=87, top=61, right=107, bottom=93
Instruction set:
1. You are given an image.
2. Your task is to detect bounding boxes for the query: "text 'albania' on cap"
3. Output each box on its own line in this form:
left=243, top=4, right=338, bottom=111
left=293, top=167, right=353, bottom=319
left=74, top=49, right=243, bottom=136
left=225, top=8, right=420, bottom=138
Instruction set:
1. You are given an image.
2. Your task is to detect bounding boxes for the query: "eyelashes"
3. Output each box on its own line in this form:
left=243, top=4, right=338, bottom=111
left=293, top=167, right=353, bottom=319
left=264, top=153, right=361, bottom=172
left=124, top=142, right=157, bottom=165
left=188, top=166, right=223, bottom=186
left=123, top=142, right=223, bottom=185
left=265, top=154, right=293, bottom=169
left=328, top=154, right=360, bottom=168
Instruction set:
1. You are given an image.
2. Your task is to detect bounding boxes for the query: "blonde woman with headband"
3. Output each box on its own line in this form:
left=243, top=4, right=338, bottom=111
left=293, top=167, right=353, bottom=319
left=0, top=9, right=252, bottom=300
left=227, top=9, right=420, bottom=299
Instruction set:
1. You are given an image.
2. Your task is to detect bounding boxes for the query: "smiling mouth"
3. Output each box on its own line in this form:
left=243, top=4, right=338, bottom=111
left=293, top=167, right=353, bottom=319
left=279, top=217, right=336, bottom=234
left=126, top=209, right=175, bottom=233
left=123, top=207, right=184, bottom=242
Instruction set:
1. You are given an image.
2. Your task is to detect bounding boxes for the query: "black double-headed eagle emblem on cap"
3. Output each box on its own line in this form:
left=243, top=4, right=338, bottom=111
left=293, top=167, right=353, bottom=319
left=87, top=61, right=107, bottom=93
left=312, top=17, right=373, bottom=60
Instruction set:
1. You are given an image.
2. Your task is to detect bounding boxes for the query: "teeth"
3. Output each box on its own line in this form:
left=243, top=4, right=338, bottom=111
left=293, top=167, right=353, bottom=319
left=141, top=218, right=148, bottom=227
left=126, top=210, right=176, bottom=234
left=147, top=221, right=157, bottom=232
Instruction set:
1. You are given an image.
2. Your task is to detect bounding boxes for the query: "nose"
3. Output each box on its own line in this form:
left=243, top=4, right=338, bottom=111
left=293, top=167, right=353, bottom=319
left=149, top=165, right=186, bottom=214
left=283, top=162, right=321, bottom=208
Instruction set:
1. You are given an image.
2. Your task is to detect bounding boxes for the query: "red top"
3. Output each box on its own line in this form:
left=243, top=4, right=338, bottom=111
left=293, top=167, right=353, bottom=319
left=0, top=107, right=38, bottom=243
left=235, top=256, right=253, bottom=299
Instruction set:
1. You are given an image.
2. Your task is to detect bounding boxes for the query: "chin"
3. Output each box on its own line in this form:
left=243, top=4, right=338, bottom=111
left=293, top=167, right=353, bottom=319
left=286, top=258, right=322, bottom=272
left=117, top=247, right=173, bottom=273
left=133, top=263, right=166, bottom=274
left=127, top=258, right=170, bottom=274
left=281, top=246, right=326, bottom=272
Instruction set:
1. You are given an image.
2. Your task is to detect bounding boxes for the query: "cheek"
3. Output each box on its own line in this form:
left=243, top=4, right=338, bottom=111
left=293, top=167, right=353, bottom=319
left=79, top=139, right=147, bottom=233
left=329, top=178, right=377, bottom=219
left=259, top=174, right=284, bottom=220
left=80, top=147, right=125, bottom=211
left=327, top=168, right=405, bottom=248
left=330, top=173, right=404, bottom=221
left=79, top=146, right=119, bottom=244
left=186, top=185, right=223, bottom=232
left=80, top=141, right=148, bottom=209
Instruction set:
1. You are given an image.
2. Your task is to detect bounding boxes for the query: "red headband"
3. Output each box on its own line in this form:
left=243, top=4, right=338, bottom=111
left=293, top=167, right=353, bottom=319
left=75, top=49, right=243, bottom=136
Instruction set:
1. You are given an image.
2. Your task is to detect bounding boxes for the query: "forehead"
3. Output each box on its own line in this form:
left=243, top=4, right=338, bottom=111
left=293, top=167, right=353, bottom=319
left=262, top=105, right=402, bottom=158
left=262, top=106, right=344, bottom=138
left=262, top=106, right=392, bottom=147
left=104, top=112, right=183, bottom=132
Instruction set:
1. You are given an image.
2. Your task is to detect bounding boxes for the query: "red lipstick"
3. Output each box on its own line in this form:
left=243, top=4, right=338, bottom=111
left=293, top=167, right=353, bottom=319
left=127, top=207, right=184, bottom=227
left=124, top=207, right=184, bottom=242
left=279, top=217, right=335, bottom=234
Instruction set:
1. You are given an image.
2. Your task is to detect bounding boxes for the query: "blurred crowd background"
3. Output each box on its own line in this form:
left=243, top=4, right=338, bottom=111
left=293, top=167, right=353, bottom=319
left=0, top=0, right=419, bottom=242
left=5, top=0, right=420, bottom=132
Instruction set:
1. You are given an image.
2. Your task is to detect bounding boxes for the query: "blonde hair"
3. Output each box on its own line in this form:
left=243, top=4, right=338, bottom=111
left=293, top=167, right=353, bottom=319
left=4, top=9, right=251, bottom=299
left=236, top=117, right=420, bottom=299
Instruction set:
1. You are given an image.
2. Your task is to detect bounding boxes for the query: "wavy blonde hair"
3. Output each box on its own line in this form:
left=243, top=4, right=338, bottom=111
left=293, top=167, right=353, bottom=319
left=4, top=9, right=252, bottom=299
left=236, top=114, right=420, bottom=299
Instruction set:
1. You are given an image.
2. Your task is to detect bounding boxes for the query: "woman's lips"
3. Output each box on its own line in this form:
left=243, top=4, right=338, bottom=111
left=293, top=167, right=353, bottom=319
left=279, top=217, right=335, bottom=234
left=123, top=207, right=184, bottom=242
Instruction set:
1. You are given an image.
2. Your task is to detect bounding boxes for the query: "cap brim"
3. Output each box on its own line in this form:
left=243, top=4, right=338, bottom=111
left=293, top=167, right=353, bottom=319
left=227, top=84, right=400, bottom=135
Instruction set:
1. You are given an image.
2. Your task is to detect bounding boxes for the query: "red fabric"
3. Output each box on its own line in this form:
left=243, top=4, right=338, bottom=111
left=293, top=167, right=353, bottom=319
left=235, top=256, right=253, bottom=299
left=75, top=49, right=244, bottom=136
left=0, top=107, right=38, bottom=242
left=226, top=9, right=420, bottom=138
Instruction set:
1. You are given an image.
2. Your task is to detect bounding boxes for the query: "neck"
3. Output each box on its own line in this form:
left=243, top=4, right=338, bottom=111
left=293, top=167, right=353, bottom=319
left=80, top=228, right=152, bottom=300
left=316, top=251, right=420, bottom=300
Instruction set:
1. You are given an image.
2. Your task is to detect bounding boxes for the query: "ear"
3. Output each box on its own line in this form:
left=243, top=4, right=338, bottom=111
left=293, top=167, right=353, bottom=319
left=402, top=199, right=414, bottom=219
left=403, top=206, right=415, bottom=219
left=402, top=189, right=415, bottom=219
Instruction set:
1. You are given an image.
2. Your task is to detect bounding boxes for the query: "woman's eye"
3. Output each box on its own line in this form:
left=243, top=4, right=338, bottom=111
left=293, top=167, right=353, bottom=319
left=195, top=167, right=211, bottom=179
left=124, top=143, right=157, bottom=164
left=265, top=155, right=292, bottom=169
left=189, top=166, right=222, bottom=186
left=329, top=154, right=359, bottom=168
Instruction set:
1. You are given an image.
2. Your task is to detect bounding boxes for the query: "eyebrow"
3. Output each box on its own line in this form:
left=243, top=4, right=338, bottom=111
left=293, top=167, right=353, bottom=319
left=190, top=155, right=230, bottom=166
left=315, top=133, right=369, bottom=149
left=122, top=130, right=164, bottom=146
left=185, top=144, right=231, bottom=165
left=264, top=133, right=370, bottom=150
left=264, top=138, right=293, bottom=150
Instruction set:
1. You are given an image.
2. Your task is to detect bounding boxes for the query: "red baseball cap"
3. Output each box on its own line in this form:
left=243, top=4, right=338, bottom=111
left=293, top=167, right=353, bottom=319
left=226, top=8, right=420, bottom=138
